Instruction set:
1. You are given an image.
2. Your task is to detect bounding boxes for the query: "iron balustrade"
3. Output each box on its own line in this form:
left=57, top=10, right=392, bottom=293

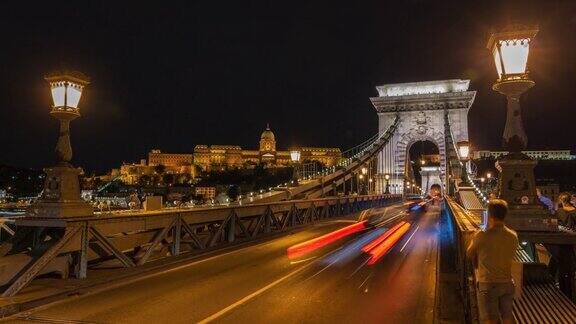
left=0, top=194, right=401, bottom=297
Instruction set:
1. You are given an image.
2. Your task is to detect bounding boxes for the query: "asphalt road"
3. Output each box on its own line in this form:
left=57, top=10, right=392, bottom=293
left=7, top=202, right=440, bottom=324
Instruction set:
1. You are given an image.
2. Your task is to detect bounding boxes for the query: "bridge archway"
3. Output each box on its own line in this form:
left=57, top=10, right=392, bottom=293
left=407, top=140, right=441, bottom=194
left=370, top=80, right=476, bottom=195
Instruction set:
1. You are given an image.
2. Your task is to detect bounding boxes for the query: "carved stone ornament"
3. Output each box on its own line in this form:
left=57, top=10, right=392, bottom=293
left=416, top=111, right=427, bottom=125
left=417, top=125, right=427, bottom=135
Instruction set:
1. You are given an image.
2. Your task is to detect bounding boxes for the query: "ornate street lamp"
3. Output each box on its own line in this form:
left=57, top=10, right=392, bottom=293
left=384, top=174, right=391, bottom=194
left=27, top=71, right=93, bottom=218
left=487, top=24, right=538, bottom=152
left=457, top=141, right=470, bottom=162
left=487, top=25, right=553, bottom=231
left=290, top=150, right=301, bottom=186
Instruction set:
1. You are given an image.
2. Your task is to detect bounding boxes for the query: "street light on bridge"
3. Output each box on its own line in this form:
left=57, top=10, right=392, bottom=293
left=487, top=25, right=553, bottom=231
left=457, top=141, right=470, bottom=162
left=290, top=150, right=301, bottom=185
left=384, top=174, right=391, bottom=194
left=27, top=71, right=94, bottom=218
left=487, top=24, right=538, bottom=152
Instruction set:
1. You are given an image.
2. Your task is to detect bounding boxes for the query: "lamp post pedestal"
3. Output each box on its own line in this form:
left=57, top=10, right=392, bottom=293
left=495, top=152, right=556, bottom=231
left=292, top=164, right=299, bottom=186
left=493, top=78, right=555, bottom=231
left=28, top=165, right=93, bottom=218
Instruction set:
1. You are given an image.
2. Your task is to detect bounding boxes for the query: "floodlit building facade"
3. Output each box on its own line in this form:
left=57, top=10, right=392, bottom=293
left=473, top=150, right=575, bottom=161
left=192, top=125, right=342, bottom=171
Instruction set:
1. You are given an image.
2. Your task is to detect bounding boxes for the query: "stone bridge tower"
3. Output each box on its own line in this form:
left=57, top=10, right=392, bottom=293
left=370, top=80, right=476, bottom=194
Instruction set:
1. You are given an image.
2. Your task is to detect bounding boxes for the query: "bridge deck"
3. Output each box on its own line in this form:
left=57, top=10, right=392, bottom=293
left=514, top=283, right=576, bottom=324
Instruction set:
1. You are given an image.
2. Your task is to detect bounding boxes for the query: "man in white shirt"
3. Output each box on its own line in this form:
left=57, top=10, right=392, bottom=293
left=467, top=199, right=519, bottom=324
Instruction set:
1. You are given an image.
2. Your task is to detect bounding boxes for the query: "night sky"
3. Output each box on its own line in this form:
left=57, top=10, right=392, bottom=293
left=1, top=1, right=575, bottom=174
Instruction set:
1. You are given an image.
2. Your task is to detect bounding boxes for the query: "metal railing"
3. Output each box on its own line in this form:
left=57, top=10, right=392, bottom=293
left=0, top=193, right=401, bottom=297
left=444, top=196, right=480, bottom=323
left=250, top=116, right=400, bottom=204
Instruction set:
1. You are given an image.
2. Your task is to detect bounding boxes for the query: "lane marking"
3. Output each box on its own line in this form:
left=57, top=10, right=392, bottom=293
left=399, top=225, right=420, bottom=253
left=289, top=256, right=316, bottom=264
left=197, top=229, right=362, bottom=323
left=358, top=273, right=372, bottom=290
left=197, top=262, right=314, bottom=323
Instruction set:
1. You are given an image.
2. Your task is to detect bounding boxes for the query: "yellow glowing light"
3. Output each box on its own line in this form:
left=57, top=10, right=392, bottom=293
left=45, top=71, right=89, bottom=111
left=290, top=150, right=301, bottom=162
left=487, top=25, right=538, bottom=80
left=493, top=39, right=530, bottom=78
left=457, top=141, right=470, bottom=161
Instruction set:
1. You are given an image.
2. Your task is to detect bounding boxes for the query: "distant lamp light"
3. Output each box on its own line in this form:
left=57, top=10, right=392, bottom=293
left=290, top=150, right=301, bottom=163
left=369, top=178, right=373, bottom=183
left=457, top=141, right=470, bottom=162
left=384, top=174, right=390, bottom=181
left=359, top=174, right=364, bottom=180
left=361, top=167, right=368, bottom=175
left=486, top=172, right=492, bottom=179
left=480, top=177, right=486, bottom=183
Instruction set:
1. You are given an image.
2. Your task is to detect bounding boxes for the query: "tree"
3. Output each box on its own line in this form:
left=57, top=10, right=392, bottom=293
left=227, top=185, right=240, bottom=201
left=138, top=175, right=151, bottom=187
left=154, top=164, right=166, bottom=175
left=162, top=173, right=175, bottom=185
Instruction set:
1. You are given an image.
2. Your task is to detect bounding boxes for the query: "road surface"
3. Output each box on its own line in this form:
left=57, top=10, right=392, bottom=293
left=7, top=202, right=441, bottom=324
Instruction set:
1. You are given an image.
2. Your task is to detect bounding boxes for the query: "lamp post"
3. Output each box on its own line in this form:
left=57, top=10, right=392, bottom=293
left=28, top=71, right=94, bottom=218
left=455, top=140, right=471, bottom=187
left=457, top=141, right=470, bottom=162
left=361, top=167, right=368, bottom=195
left=368, top=178, right=373, bottom=194
left=384, top=174, right=391, bottom=194
left=487, top=25, right=538, bottom=152
left=487, top=25, right=553, bottom=231
left=290, top=150, right=301, bottom=186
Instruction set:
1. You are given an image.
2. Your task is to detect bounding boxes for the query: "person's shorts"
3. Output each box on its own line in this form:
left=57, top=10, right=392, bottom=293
left=477, top=281, right=515, bottom=321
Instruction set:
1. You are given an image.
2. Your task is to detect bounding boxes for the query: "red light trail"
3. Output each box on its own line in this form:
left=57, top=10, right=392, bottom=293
left=287, top=221, right=367, bottom=259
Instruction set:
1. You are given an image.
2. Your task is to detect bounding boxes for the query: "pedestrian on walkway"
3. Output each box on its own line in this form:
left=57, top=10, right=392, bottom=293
left=467, top=199, right=518, bottom=324
left=556, top=192, right=576, bottom=229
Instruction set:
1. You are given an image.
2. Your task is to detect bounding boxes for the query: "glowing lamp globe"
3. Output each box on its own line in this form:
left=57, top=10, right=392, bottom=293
left=487, top=25, right=538, bottom=81
left=384, top=174, right=390, bottom=181
left=457, top=141, right=470, bottom=162
left=290, top=150, right=301, bottom=163
left=45, top=71, right=90, bottom=116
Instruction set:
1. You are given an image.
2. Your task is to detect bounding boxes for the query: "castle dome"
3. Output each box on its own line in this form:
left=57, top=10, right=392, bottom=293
left=260, top=124, right=275, bottom=141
